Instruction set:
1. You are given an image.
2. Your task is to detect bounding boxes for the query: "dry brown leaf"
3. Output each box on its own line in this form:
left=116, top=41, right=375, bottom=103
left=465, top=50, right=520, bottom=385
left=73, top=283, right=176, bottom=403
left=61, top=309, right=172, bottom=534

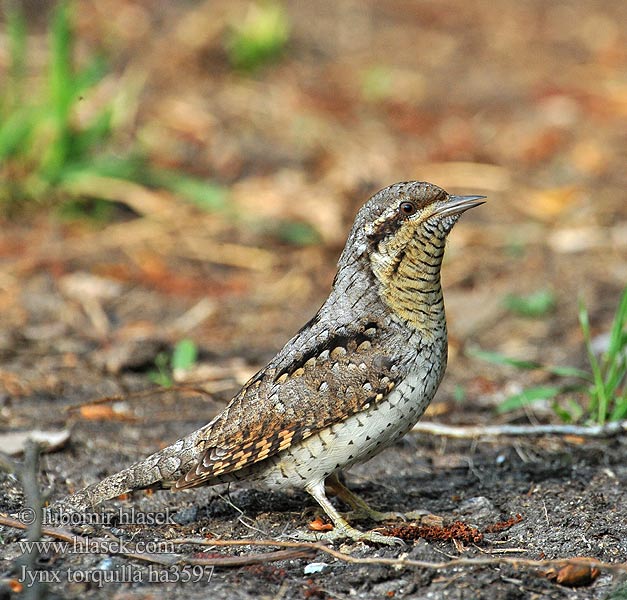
left=308, top=516, right=334, bottom=532
left=545, top=561, right=601, bottom=587
left=78, top=404, right=135, bottom=422
left=517, top=186, right=581, bottom=221
left=0, top=430, right=70, bottom=456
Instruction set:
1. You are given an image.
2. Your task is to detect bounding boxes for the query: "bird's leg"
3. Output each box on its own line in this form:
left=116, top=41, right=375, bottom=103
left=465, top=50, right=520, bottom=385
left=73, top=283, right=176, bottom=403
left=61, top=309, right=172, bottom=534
left=325, top=472, right=410, bottom=523
left=295, top=480, right=404, bottom=546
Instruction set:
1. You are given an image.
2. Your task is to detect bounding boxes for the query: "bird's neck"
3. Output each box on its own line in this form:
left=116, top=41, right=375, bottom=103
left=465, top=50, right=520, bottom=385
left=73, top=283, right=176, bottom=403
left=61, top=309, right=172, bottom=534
left=370, top=231, right=447, bottom=341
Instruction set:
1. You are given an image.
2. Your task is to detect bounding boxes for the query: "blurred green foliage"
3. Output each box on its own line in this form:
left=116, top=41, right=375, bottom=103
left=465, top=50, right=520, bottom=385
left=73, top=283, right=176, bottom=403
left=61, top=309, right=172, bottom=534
left=275, top=221, right=321, bottom=246
left=149, top=339, right=199, bottom=388
left=361, top=66, right=394, bottom=103
left=0, top=0, right=225, bottom=217
left=471, top=285, right=627, bottom=424
left=225, top=2, right=290, bottom=72
left=503, top=289, right=556, bottom=317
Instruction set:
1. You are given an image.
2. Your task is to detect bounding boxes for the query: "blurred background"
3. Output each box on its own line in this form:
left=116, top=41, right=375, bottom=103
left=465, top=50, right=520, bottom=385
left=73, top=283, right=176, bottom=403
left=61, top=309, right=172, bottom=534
left=0, top=0, right=626, bottom=430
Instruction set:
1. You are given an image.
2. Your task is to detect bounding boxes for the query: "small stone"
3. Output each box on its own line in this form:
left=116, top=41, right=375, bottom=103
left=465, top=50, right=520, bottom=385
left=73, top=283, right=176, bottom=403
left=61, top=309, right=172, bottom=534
left=455, top=496, right=497, bottom=523
left=303, top=562, right=329, bottom=574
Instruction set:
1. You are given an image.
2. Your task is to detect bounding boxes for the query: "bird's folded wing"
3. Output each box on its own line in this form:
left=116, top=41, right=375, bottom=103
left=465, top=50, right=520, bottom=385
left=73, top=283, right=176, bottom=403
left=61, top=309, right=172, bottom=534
left=177, top=319, right=402, bottom=488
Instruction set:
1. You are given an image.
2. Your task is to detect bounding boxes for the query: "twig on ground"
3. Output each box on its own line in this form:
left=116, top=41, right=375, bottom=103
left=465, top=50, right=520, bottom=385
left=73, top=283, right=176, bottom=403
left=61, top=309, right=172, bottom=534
left=3, top=511, right=625, bottom=573
left=170, top=537, right=627, bottom=574
left=17, top=441, right=44, bottom=600
left=411, top=421, right=627, bottom=439
left=65, top=386, right=215, bottom=414
left=0, top=513, right=313, bottom=567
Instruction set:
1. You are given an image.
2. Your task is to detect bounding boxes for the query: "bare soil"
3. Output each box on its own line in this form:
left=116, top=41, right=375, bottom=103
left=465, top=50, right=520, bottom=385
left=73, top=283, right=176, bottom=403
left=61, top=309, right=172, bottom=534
left=1, top=0, right=626, bottom=598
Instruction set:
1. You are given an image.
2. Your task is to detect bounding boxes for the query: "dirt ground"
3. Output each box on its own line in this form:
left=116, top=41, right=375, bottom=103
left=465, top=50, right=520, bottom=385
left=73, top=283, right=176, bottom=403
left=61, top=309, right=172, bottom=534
left=1, top=0, right=626, bottom=598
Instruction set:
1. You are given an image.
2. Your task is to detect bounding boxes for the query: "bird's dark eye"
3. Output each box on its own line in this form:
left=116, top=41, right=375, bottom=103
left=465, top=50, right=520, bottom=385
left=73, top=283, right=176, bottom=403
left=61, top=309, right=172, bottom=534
left=399, top=201, right=417, bottom=216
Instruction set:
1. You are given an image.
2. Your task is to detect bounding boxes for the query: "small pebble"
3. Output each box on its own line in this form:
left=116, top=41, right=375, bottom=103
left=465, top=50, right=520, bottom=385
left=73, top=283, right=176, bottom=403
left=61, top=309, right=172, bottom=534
left=303, top=562, right=329, bottom=574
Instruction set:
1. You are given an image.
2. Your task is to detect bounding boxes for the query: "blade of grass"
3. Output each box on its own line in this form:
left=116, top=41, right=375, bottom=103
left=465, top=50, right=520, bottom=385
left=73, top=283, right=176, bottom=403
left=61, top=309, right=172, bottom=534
left=601, top=286, right=627, bottom=402
left=0, top=107, right=36, bottom=161
left=496, top=386, right=563, bottom=414
left=44, top=0, right=74, bottom=181
left=467, top=347, right=590, bottom=380
left=610, top=393, right=627, bottom=421
left=60, top=155, right=144, bottom=182
left=503, top=289, right=555, bottom=318
left=579, top=300, right=608, bottom=424
left=72, top=55, right=108, bottom=99
left=544, top=365, right=592, bottom=379
left=467, top=348, right=542, bottom=370
left=143, top=169, right=227, bottom=210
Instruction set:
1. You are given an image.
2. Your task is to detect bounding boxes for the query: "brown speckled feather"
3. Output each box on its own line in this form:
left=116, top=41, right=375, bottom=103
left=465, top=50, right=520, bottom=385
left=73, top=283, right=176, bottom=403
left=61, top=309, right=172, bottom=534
left=177, top=319, right=401, bottom=488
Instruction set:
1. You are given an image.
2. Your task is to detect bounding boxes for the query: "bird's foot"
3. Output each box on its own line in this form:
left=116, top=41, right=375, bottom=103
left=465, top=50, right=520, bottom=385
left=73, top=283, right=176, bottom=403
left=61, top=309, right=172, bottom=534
left=295, top=524, right=405, bottom=546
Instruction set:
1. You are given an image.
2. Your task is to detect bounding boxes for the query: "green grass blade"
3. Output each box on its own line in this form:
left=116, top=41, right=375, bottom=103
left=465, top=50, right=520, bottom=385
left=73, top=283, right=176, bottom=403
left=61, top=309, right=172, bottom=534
left=59, top=155, right=143, bottom=182
left=172, top=339, right=198, bottom=372
left=503, top=289, right=555, bottom=318
left=601, top=286, right=627, bottom=402
left=144, top=170, right=227, bottom=211
left=579, top=299, right=608, bottom=424
left=467, top=347, right=590, bottom=380
left=467, top=348, right=541, bottom=370
left=609, top=383, right=627, bottom=421
left=604, top=359, right=626, bottom=406
left=0, top=107, right=35, bottom=160
left=72, top=55, right=108, bottom=98
left=552, top=397, right=584, bottom=424
left=496, top=386, right=563, bottom=414
left=607, top=286, right=627, bottom=356
left=44, top=0, right=75, bottom=180
left=544, top=365, right=591, bottom=380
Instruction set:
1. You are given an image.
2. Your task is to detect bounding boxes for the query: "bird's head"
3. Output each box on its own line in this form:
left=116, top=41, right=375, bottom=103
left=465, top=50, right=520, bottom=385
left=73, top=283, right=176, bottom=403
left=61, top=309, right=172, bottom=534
left=340, top=181, right=485, bottom=281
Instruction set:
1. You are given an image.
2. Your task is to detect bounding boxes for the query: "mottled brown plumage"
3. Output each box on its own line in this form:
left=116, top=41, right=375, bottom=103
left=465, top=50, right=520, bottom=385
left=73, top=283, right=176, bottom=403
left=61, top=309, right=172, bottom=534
left=177, top=320, right=398, bottom=487
left=53, top=181, right=484, bottom=544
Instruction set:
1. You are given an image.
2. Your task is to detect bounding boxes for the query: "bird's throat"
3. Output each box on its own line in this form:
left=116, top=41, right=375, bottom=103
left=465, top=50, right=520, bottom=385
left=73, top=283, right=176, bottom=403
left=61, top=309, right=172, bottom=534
left=371, top=233, right=447, bottom=339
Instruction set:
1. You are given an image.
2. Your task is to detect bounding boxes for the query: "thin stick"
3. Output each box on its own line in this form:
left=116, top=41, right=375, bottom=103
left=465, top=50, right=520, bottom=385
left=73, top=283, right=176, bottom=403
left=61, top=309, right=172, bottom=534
left=3, top=511, right=624, bottom=573
left=170, top=537, right=627, bottom=574
left=17, top=441, right=44, bottom=600
left=0, top=513, right=313, bottom=567
left=411, top=420, right=627, bottom=439
left=65, top=385, right=215, bottom=413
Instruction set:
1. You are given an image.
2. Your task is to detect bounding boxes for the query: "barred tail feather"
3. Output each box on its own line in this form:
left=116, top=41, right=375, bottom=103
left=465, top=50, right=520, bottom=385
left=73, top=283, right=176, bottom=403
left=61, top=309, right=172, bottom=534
left=51, top=429, right=207, bottom=513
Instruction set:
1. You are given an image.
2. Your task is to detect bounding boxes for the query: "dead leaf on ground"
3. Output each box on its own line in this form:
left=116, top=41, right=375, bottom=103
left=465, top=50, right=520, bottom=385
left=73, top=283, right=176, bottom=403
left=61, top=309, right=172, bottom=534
left=78, top=404, right=136, bottom=421
left=308, top=516, right=333, bottom=532
left=0, top=430, right=70, bottom=456
left=516, top=186, right=581, bottom=221
left=544, top=560, right=601, bottom=587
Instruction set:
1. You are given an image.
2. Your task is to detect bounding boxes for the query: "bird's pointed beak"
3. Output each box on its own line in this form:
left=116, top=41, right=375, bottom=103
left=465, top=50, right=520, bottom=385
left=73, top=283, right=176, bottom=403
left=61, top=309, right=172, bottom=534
left=434, top=195, right=486, bottom=219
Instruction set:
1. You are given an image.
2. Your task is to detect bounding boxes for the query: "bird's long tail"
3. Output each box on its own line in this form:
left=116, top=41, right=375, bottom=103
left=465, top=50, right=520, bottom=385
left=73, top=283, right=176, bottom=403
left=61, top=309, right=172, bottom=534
left=50, top=426, right=208, bottom=513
